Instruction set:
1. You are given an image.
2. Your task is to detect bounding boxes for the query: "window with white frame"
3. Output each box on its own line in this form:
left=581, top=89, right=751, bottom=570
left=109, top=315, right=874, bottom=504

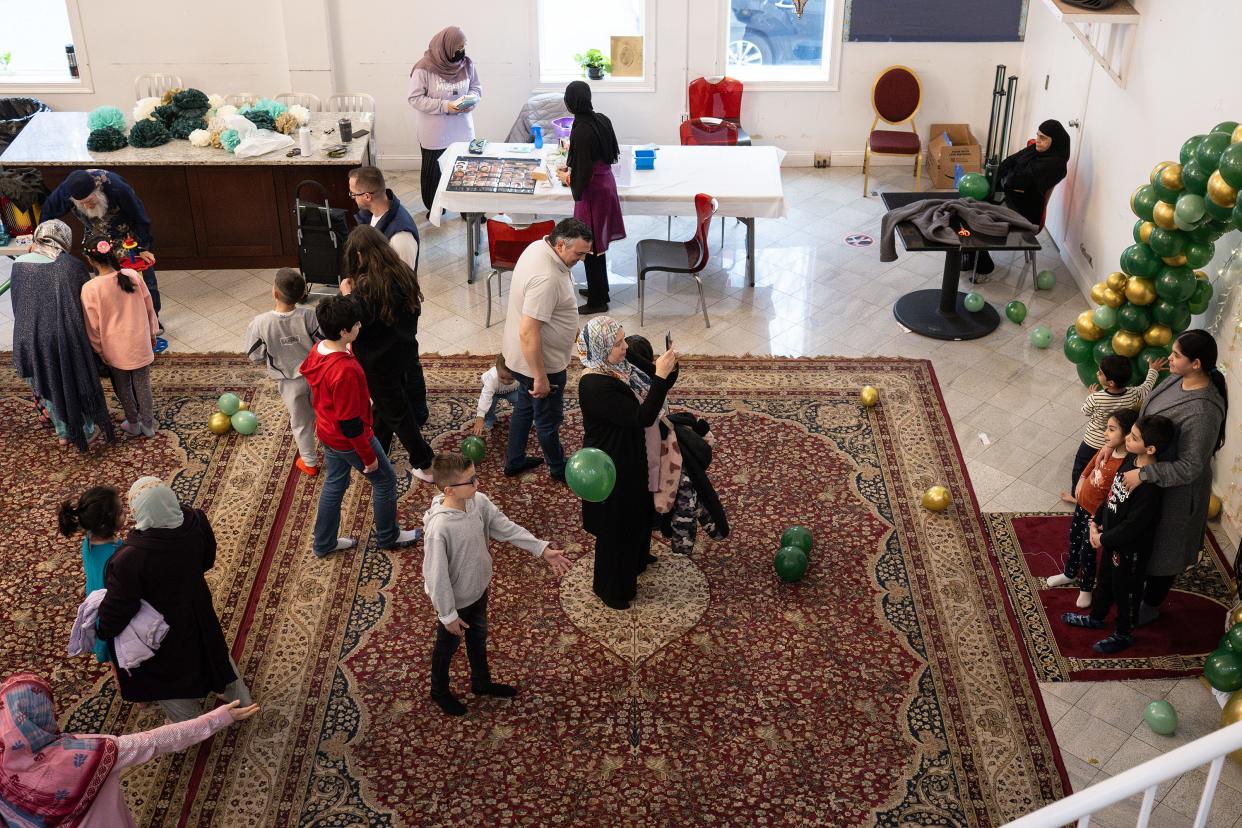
left=535, top=0, right=654, bottom=85
left=722, top=0, right=842, bottom=86
left=0, top=0, right=89, bottom=88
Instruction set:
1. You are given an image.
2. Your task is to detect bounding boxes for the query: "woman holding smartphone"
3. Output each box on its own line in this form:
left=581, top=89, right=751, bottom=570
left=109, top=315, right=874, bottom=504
left=408, top=26, right=482, bottom=213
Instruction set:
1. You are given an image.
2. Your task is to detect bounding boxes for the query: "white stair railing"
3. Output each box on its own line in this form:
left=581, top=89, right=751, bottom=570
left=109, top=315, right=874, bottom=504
left=1004, top=720, right=1242, bottom=828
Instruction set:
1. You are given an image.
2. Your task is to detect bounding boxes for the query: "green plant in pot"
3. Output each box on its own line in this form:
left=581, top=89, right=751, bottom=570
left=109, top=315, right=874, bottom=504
left=574, top=48, right=612, bottom=80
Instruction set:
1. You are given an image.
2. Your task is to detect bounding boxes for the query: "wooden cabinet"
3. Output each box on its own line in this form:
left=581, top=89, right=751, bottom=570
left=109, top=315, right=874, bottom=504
left=188, top=167, right=283, bottom=259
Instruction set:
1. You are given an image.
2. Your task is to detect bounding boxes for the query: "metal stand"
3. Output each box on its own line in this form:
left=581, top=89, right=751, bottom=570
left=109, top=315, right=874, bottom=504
left=981, top=66, right=1019, bottom=190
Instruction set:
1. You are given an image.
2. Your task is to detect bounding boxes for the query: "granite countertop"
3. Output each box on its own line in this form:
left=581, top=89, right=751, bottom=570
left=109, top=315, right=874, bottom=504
left=0, top=112, right=370, bottom=167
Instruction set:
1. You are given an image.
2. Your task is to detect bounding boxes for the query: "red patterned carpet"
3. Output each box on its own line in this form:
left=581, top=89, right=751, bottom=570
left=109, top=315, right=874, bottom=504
left=0, top=354, right=1067, bottom=826
left=985, top=512, right=1234, bottom=682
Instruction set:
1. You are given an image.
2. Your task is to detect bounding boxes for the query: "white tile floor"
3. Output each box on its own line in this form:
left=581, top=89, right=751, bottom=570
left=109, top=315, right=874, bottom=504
left=1, top=163, right=1233, bottom=821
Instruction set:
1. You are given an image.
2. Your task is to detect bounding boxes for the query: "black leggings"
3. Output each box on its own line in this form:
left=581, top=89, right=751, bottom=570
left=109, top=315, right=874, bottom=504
left=367, top=359, right=434, bottom=471
left=584, top=252, right=610, bottom=305
left=420, top=147, right=446, bottom=211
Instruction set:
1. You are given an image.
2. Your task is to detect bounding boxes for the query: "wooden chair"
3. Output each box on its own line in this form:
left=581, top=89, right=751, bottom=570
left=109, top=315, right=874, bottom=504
left=484, top=218, right=555, bottom=327
left=275, top=92, right=322, bottom=111
left=639, top=194, right=717, bottom=328
left=863, top=66, right=923, bottom=196
left=134, top=74, right=182, bottom=100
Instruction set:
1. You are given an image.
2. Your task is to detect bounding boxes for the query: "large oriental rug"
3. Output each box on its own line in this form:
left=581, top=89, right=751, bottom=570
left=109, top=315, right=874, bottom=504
left=985, top=511, right=1235, bottom=682
left=0, top=354, right=1066, bottom=826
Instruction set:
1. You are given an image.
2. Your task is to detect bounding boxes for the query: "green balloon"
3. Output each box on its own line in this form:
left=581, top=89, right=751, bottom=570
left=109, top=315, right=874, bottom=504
left=1197, top=132, right=1232, bottom=171
left=1131, top=185, right=1159, bottom=221
left=780, top=525, right=813, bottom=554
left=1128, top=357, right=1149, bottom=386
left=1213, top=121, right=1239, bottom=135
left=1184, top=240, right=1215, bottom=269
left=1132, top=219, right=1148, bottom=244
left=1138, top=345, right=1172, bottom=367
left=1188, top=279, right=1214, bottom=314
left=1188, top=220, right=1225, bottom=243
left=1235, top=199, right=1242, bottom=232
left=1147, top=228, right=1185, bottom=258
left=1174, top=193, right=1206, bottom=227
left=1182, top=159, right=1211, bottom=196
left=1120, top=243, right=1161, bottom=278
left=1227, top=623, right=1242, bottom=654
left=217, top=392, right=241, bottom=416
left=1156, top=266, right=1196, bottom=302
left=1218, top=143, right=1242, bottom=189
left=774, top=546, right=809, bottom=582
left=1171, top=306, right=1193, bottom=333
left=1005, top=300, right=1027, bottom=324
left=1035, top=269, right=1057, bottom=290
left=1152, top=177, right=1182, bottom=204
left=1076, top=360, right=1100, bottom=387
left=957, top=172, right=990, bottom=200
left=1030, top=325, right=1052, bottom=349
left=566, top=447, right=617, bottom=502
left=1205, top=197, right=1235, bottom=223
left=1093, top=337, right=1116, bottom=365
left=230, top=410, right=258, bottom=435
left=1092, top=304, right=1118, bottom=331
left=1180, top=135, right=1206, bottom=166
left=1205, top=648, right=1242, bottom=692
left=1064, top=332, right=1093, bottom=364
left=1154, top=299, right=1192, bottom=330
left=461, top=435, right=486, bottom=462
left=963, top=291, right=985, bottom=312
left=1143, top=700, right=1178, bottom=736
left=1117, top=303, right=1152, bottom=333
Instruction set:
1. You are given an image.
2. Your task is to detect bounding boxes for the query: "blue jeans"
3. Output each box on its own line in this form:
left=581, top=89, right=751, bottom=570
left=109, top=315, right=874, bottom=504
left=313, top=436, right=399, bottom=555
left=504, top=369, right=566, bottom=474
left=483, top=388, right=522, bottom=429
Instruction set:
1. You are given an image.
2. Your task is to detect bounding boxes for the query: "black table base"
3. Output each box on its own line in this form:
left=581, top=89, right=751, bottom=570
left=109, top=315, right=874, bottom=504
left=893, top=247, right=1000, bottom=340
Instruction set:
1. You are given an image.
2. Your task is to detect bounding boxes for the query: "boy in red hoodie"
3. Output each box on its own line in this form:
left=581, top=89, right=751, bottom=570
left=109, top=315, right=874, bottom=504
left=300, top=295, right=421, bottom=557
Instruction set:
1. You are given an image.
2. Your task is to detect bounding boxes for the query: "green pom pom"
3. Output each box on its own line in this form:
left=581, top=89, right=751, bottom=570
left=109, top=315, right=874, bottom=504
left=151, top=104, right=178, bottom=127
left=244, top=97, right=287, bottom=119
left=242, top=110, right=276, bottom=131
left=219, top=128, right=241, bottom=153
left=171, top=88, right=209, bottom=112
left=128, top=118, right=172, bottom=148
left=86, top=126, right=128, bottom=152
left=87, top=106, right=125, bottom=132
left=170, top=114, right=208, bottom=140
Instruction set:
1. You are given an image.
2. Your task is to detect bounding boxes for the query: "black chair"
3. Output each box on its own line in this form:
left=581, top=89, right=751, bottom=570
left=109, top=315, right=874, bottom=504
left=638, top=193, right=717, bottom=328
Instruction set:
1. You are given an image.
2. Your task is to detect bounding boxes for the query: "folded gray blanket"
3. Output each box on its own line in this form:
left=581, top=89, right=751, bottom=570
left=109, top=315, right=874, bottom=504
left=880, top=198, right=1038, bottom=262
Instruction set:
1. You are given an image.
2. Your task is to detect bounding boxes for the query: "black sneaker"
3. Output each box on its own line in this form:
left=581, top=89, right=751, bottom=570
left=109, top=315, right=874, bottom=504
left=1061, top=612, right=1105, bottom=629
left=549, top=467, right=566, bottom=484
left=431, top=693, right=467, bottom=716
left=472, top=682, right=518, bottom=698
left=578, top=302, right=609, bottom=315
left=1093, top=633, right=1135, bottom=654
left=504, top=456, right=544, bottom=476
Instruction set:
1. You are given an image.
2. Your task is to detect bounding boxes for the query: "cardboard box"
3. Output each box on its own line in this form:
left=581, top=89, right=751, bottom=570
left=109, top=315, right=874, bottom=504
left=927, top=123, right=981, bottom=189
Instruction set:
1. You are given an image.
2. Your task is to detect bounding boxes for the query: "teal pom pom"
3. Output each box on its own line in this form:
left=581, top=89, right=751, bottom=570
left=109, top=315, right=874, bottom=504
left=170, top=114, right=208, bottom=139
left=128, top=118, right=172, bottom=148
left=242, top=110, right=276, bottom=131
left=243, top=97, right=288, bottom=119
left=87, top=106, right=125, bottom=132
left=171, top=88, right=209, bottom=112
left=151, top=104, right=178, bottom=127
left=220, top=129, right=241, bottom=153
left=86, top=126, right=128, bottom=152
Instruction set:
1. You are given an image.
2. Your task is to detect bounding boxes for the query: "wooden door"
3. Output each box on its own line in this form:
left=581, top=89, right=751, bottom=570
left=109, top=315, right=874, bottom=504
left=186, top=167, right=285, bottom=259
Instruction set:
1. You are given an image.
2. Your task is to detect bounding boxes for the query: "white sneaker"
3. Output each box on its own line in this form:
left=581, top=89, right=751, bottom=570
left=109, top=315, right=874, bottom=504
left=119, top=420, right=142, bottom=437
left=1045, top=573, right=1074, bottom=588
left=140, top=422, right=157, bottom=438
left=410, top=466, right=435, bottom=483
left=1076, top=591, right=1092, bottom=609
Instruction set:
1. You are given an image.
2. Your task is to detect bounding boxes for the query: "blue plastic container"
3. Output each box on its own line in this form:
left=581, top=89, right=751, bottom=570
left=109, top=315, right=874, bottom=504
left=635, top=148, right=656, bottom=170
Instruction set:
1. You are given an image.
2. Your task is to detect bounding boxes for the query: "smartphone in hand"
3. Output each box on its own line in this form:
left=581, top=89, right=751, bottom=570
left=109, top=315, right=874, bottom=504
left=665, top=331, right=673, bottom=351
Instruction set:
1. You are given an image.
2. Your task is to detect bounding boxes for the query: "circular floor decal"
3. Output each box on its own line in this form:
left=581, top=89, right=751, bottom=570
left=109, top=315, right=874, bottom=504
left=844, top=233, right=874, bottom=248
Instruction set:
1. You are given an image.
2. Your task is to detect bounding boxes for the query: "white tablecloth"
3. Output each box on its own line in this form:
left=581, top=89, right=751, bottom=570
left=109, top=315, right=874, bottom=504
left=428, top=142, right=787, bottom=225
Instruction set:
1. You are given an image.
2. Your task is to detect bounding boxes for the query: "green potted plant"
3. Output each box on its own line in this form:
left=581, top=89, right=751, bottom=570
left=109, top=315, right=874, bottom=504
left=574, top=48, right=612, bottom=80
left=0, top=52, right=12, bottom=76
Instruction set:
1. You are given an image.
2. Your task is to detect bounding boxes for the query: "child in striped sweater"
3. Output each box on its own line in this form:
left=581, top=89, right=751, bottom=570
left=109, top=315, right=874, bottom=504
left=1060, top=353, right=1165, bottom=504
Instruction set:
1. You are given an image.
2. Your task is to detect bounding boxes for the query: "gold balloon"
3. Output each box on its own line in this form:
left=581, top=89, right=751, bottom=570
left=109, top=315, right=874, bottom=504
left=860, top=386, right=879, bottom=408
left=1101, top=287, right=1124, bottom=309
left=1234, top=124, right=1242, bottom=144
left=1137, top=221, right=1155, bottom=243
left=1230, top=604, right=1242, bottom=628
left=1112, top=330, right=1143, bottom=357
left=921, top=486, right=951, bottom=513
left=1125, top=277, right=1157, bottom=306
left=1152, top=200, right=1177, bottom=229
left=1209, top=494, right=1223, bottom=520
left=1163, top=254, right=1189, bottom=266
left=208, top=412, right=232, bottom=434
left=1208, top=171, right=1239, bottom=208
left=1224, top=690, right=1242, bottom=766
left=1075, top=310, right=1104, bottom=341
left=1106, top=271, right=1129, bottom=292
left=1196, top=270, right=1208, bottom=280
left=1090, top=282, right=1110, bottom=305
left=1158, top=162, right=1185, bottom=191
left=238, top=400, right=249, bottom=411
left=1150, top=161, right=1172, bottom=184
left=1143, top=323, right=1172, bottom=347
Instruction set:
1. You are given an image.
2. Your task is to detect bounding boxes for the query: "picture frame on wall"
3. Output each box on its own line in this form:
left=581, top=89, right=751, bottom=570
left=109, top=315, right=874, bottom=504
left=611, top=36, right=643, bottom=77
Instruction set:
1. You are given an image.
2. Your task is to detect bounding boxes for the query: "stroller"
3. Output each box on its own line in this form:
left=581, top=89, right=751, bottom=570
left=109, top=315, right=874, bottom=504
left=293, top=179, right=350, bottom=296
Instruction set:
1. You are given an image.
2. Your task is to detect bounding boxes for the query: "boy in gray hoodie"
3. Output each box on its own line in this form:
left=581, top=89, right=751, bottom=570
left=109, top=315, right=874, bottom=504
left=424, top=452, right=571, bottom=716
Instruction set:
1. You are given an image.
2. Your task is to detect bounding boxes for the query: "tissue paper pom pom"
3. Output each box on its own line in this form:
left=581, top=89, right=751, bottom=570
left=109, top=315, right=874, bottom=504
left=288, top=104, right=311, bottom=126
left=132, top=97, right=160, bottom=122
left=245, top=97, right=288, bottom=119
left=159, top=87, right=183, bottom=105
left=219, top=129, right=241, bottom=153
left=209, top=130, right=224, bottom=149
left=242, top=110, right=276, bottom=131
left=170, top=114, right=208, bottom=139
left=87, top=126, right=128, bottom=152
left=151, top=104, right=178, bottom=127
left=207, top=93, right=225, bottom=109
left=87, top=106, right=126, bottom=132
left=188, top=128, right=212, bottom=148
left=128, top=118, right=173, bottom=148
left=172, top=88, right=209, bottom=112
left=216, top=104, right=238, bottom=121
left=274, top=112, right=300, bottom=135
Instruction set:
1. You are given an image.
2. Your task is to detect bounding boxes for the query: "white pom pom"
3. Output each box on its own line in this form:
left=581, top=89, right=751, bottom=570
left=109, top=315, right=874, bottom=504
left=216, top=104, right=238, bottom=121
left=188, top=129, right=212, bottom=148
left=132, top=97, right=160, bottom=122
left=207, top=93, right=225, bottom=109
left=288, top=104, right=311, bottom=126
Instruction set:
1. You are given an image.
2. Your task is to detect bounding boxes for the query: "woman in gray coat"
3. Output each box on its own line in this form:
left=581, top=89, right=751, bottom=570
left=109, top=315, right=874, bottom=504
left=1119, top=329, right=1228, bottom=625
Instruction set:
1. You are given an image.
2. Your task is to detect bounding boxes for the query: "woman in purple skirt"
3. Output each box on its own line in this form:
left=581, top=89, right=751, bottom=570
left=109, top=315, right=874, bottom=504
left=557, top=81, right=625, bottom=315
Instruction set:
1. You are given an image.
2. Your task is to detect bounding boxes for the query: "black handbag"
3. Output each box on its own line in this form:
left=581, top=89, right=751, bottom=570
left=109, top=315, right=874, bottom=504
left=293, top=179, right=350, bottom=286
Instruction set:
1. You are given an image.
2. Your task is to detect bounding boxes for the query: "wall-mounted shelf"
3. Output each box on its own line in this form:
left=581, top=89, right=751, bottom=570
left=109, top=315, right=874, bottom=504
left=1040, top=0, right=1140, bottom=88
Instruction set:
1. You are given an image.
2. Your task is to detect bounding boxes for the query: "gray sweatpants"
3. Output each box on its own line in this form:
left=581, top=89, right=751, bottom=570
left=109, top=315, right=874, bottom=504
left=157, top=655, right=252, bottom=723
left=109, top=365, right=155, bottom=429
left=278, top=376, right=317, bottom=465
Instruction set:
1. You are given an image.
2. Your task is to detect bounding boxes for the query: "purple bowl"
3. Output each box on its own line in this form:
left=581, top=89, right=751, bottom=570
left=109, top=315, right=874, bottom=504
left=552, top=116, right=575, bottom=138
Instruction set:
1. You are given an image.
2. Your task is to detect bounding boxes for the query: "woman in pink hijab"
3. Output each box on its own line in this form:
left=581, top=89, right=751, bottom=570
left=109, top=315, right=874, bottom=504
left=0, top=672, right=258, bottom=826
left=408, top=26, right=482, bottom=213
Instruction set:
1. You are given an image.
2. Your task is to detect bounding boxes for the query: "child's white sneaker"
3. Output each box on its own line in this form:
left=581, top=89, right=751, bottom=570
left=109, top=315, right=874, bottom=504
left=140, top=422, right=157, bottom=438
left=1076, top=590, right=1092, bottom=609
left=1045, top=573, right=1074, bottom=588
left=119, top=420, right=142, bottom=437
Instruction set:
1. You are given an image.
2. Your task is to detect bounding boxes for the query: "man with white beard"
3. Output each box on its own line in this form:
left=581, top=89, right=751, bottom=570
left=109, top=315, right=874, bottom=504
left=43, top=169, right=163, bottom=331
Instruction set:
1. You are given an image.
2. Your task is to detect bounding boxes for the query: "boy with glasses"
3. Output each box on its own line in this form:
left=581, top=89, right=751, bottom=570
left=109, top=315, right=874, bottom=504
left=423, top=452, right=572, bottom=715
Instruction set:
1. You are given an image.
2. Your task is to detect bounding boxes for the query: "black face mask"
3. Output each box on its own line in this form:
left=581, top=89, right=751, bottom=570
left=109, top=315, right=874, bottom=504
left=451, top=50, right=466, bottom=62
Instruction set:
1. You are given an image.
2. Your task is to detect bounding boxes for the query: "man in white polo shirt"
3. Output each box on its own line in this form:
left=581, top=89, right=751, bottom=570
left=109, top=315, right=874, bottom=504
left=500, top=218, right=592, bottom=481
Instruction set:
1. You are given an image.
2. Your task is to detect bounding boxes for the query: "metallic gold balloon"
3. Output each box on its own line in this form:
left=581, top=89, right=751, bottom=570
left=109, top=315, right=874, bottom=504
left=1090, top=282, right=1109, bottom=305
left=1162, top=254, right=1189, bottom=266
left=1208, top=170, right=1239, bottom=207
left=1209, top=494, right=1223, bottom=520
left=1152, top=200, right=1177, bottom=229
left=1224, top=690, right=1242, bottom=765
left=1106, top=271, right=1129, bottom=292
left=208, top=412, right=232, bottom=434
left=1234, top=125, right=1242, bottom=144
left=1075, top=310, right=1104, bottom=341
left=1138, top=221, right=1155, bottom=243
left=1112, top=330, right=1144, bottom=357
left=1151, top=161, right=1172, bottom=184
left=1143, top=323, right=1172, bottom=347
left=1158, top=163, right=1185, bottom=191
left=860, top=386, right=879, bottom=408
left=1101, top=287, right=1124, bottom=309
left=238, top=400, right=249, bottom=411
left=1125, top=278, right=1158, bottom=306
left=1196, top=270, right=1208, bottom=280
left=921, top=486, right=951, bottom=513
left=1230, top=604, right=1242, bottom=628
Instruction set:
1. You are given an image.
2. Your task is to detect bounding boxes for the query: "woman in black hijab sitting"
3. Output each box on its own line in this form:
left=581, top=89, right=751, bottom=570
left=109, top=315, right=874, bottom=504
left=967, top=119, right=1071, bottom=275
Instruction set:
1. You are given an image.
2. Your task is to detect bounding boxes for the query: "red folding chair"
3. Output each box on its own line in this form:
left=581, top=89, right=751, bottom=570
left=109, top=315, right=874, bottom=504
left=686, top=76, right=750, bottom=146
left=638, top=194, right=718, bottom=328
left=863, top=66, right=922, bottom=196
left=485, top=217, right=555, bottom=327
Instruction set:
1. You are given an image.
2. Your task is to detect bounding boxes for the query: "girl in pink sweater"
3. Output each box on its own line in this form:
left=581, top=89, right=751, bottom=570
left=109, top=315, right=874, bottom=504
left=80, top=236, right=159, bottom=437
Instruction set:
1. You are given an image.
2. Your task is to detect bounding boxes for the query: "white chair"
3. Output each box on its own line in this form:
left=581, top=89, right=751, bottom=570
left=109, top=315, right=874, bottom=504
left=225, top=93, right=260, bottom=107
left=325, top=93, right=375, bottom=114
left=134, top=74, right=182, bottom=100
left=275, top=92, right=321, bottom=111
